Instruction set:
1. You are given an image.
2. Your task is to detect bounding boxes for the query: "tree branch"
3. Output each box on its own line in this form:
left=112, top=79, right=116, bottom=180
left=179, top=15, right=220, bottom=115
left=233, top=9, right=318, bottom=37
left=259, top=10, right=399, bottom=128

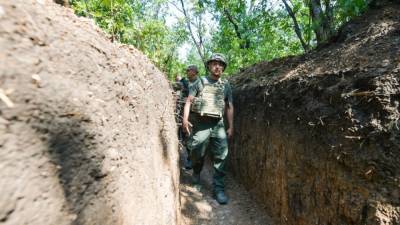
left=223, top=9, right=243, bottom=41
left=222, top=8, right=250, bottom=49
left=281, top=0, right=309, bottom=51
left=178, top=0, right=206, bottom=63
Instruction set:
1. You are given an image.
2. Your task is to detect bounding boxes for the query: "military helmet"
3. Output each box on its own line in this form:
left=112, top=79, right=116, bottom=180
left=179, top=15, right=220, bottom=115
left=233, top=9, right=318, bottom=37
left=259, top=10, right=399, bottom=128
left=186, top=64, right=198, bottom=72
left=206, top=53, right=227, bottom=69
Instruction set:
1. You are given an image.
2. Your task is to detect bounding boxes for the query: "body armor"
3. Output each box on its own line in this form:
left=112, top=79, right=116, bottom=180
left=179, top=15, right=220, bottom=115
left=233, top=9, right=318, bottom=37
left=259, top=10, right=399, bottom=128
left=191, top=77, right=225, bottom=118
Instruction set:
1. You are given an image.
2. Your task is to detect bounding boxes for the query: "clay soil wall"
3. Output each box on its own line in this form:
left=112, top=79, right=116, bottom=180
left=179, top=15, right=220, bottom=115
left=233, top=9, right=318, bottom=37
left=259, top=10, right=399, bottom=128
left=229, top=2, right=400, bottom=224
left=0, top=1, right=180, bottom=225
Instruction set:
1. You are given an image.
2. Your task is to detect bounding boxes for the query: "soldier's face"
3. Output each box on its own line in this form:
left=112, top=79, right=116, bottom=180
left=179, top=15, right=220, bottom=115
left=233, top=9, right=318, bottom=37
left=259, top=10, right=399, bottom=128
left=186, top=69, right=198, bottom=81
left=208, top=61, right=224, bottom=77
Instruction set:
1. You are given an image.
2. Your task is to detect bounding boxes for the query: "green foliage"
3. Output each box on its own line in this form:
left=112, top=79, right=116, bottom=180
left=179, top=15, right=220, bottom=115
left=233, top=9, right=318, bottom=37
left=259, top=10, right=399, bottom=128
left=204, top=0, right=369, bottom=74
left=207, top=0, right=308, bottom=74
left=336, top=0, right=369, bottom=23
left=70, top=0, right=371, bottom=80
left=71, top=0, right=188, bottom=80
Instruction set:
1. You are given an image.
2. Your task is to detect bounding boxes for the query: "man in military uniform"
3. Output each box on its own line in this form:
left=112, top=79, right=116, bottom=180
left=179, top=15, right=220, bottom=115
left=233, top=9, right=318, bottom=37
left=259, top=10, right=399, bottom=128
left=182, top=53, right=234, bottom=205
left=180, top=65, right=199, bottom=99
left=179, top=65, right=200, bottom=169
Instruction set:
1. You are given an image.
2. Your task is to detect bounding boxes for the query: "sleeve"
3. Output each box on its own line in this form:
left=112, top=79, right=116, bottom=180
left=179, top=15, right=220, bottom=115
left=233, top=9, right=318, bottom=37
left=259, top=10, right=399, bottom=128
left=224, top=82, right=233, bottom=104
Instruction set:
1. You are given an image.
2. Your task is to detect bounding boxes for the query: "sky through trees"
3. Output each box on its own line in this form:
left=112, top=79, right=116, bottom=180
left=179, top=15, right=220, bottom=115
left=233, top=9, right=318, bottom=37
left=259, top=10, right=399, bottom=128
left=70, top=0, right=370, bottom=80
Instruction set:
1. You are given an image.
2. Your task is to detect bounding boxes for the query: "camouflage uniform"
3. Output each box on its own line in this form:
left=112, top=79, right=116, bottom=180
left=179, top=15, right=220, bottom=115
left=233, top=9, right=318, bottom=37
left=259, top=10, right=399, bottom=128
left=178, top=66, right=200, bottom=170
left=187, top=76, right=233, bottom=193
left=179, top=77, right=199, bottom=162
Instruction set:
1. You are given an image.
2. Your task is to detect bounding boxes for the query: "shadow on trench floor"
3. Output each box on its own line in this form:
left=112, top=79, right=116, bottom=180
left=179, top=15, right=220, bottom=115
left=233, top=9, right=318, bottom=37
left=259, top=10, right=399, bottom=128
left=179, top=149, right=275, bottom=225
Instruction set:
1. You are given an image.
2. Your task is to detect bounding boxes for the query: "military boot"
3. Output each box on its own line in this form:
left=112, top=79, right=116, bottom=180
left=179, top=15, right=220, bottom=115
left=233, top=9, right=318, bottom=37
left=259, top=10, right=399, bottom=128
left=214, top=191, right=228, bottom=205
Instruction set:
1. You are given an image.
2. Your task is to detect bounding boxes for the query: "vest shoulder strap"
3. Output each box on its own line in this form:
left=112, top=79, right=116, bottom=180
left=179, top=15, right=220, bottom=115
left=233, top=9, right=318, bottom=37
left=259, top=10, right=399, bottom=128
left=198, top=77, right=226, bottom=95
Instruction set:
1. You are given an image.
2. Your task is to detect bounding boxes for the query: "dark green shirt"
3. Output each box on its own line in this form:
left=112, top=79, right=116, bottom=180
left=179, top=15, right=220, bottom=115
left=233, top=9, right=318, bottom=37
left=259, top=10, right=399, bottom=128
left=188, top=76, right=233, bottom=104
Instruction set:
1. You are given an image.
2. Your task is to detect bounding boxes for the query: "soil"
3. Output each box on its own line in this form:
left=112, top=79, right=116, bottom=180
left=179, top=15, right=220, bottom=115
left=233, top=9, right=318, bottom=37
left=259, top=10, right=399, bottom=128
left=179, top=149, right=274, bottom=225
left=1, top=0, right=399, bottom=224
left=229, top=1, right=400, bottom=224
left=0, top=1, right=179, bottom=225
left=0, top=1, right=276, bottom=225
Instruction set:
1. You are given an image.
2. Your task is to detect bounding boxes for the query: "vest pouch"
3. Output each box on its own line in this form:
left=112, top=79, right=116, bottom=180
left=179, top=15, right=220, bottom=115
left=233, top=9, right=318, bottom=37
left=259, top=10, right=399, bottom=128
left=191, top=97, right=204, bottom=114
left=191, top=81, right=225, bottom=118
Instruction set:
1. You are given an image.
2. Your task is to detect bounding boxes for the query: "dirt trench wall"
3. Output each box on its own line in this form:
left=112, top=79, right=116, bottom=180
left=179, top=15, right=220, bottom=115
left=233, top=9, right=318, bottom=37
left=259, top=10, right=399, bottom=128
left=0, top=1, right=179, bottom=225
left=230, top=2, right=400, bottom=225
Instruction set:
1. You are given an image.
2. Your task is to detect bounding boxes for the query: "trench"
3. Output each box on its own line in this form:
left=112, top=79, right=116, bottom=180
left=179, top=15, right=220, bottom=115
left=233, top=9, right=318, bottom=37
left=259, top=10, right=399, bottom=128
left=1, top=1, right=400, bottom=225
left=178, top=146, right=275, bottom=225
left=173, top=88, right=274, bottom=225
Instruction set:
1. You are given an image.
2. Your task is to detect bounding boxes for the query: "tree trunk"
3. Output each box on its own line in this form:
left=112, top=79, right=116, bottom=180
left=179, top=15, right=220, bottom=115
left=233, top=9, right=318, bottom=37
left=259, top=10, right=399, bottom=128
left=179, top=0, right=206, bottom=64
left=323, top=0, right=334, bottom=41
left=282, top=0, right=309, bottom=51
left=309, top=0, right=334, bottom=44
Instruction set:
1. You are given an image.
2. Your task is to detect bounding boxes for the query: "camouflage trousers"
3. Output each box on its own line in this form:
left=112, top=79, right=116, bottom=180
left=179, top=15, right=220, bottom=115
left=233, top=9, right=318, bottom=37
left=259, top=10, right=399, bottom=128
left=188, top=117, right=228, bottom=192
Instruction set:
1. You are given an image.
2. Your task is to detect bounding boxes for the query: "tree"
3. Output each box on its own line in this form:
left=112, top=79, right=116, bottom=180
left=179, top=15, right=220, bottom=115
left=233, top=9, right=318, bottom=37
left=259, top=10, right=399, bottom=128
left=71, top=0, right=189, bottom=80
left=178, top=0, right=207, bottom=64
left=307, top=0, right=334, bottom=44
left=221, top=7, right=251, bottom=49
left=70, top=0, right=371, bottom=79
left=281, top=0, right=309, bottom=51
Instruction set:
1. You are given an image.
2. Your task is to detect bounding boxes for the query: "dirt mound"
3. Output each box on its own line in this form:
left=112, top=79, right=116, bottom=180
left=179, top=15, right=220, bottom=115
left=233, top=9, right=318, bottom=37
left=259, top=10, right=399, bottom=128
left=230, top=1, right=400, bottom=224
left=0, top=1, right=179, bottom=225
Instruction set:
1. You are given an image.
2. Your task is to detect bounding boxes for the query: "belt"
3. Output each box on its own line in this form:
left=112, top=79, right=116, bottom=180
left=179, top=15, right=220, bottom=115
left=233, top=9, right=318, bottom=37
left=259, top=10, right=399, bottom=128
left=192, top=113, right=222, bottom=123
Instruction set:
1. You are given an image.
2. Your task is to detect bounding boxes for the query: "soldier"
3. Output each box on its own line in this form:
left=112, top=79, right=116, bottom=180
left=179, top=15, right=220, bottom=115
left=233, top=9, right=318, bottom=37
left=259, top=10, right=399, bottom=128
left=179, top=65, right=200, bottom=169
left=180, top=65, right=199, bottom=99
left=182, top=53, right=234, bottom=205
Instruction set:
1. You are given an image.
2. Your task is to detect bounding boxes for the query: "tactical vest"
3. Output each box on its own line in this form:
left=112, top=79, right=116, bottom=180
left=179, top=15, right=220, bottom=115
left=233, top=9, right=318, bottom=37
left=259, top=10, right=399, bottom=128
left=191, top=77, right=226, bottom=118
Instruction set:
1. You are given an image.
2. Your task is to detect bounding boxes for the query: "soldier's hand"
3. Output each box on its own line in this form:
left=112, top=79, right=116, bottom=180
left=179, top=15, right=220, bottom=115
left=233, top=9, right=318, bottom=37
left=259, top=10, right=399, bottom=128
left=182, top=120, right=192, bottom=135
left=226, top=127, right=234, bottom=139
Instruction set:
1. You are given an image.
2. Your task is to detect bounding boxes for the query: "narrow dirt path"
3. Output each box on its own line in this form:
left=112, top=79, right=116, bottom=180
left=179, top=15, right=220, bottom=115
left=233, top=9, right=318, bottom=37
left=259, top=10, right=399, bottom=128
left=179, top=151, right=274, bottom=225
